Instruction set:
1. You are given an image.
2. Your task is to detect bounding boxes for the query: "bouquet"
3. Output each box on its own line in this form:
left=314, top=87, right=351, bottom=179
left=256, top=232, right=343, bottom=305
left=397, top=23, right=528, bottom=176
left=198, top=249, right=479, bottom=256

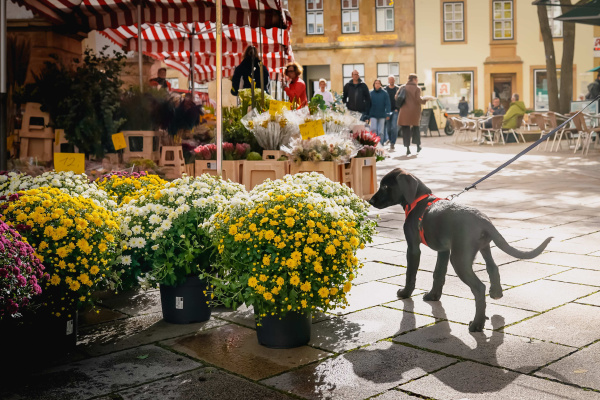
left=95, top=171, right=167, bottom=205
left=119, top=175, right=245, bottom=288
left=242, top=108, right=301, bottom=150
left=193, top=143, right=251, bottom=161
left=204, top=173, right=377, bottom=320
left=0, top=219, right=47, bottom=320
left=284, top=134, right=359, bottom=164
left=194, top=143, right=218, bottom=160
left=353, top=130, right=381, bottom=147
left=0, top=188, right=121, bottom=317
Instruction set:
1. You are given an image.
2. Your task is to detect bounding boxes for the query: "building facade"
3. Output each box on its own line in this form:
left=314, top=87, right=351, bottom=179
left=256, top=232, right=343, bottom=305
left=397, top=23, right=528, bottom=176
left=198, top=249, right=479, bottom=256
left=415, top=0, right=594, bottom=114
left=289, top=0, right=416, bottom=99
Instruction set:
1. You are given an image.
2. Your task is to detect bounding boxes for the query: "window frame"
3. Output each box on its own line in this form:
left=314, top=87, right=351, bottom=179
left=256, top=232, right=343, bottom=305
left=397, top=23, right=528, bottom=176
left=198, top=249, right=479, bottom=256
left=492, top=0, right=514, bottom=40
left=442, top=1, right=465, bottom=42
left=533, top=68, right=561, bottom=112
left=377, top=62, right=400, bottom=84
left=341, top=0, right=360, bottom=34
left=546, top=0, right=563, bottom=38
left=434, top=70, right=475, bottom=114
left=306, top=0, right=324, bottom=35
left=343, top=63, right=365, bottom=85
left=376, top=0, right=395, bottom=33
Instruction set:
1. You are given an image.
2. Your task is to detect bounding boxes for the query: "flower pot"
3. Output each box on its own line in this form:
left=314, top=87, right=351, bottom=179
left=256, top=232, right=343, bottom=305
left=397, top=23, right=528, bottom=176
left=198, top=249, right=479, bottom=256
left=159, top=276, right=211, bottom=324
left=255, top=310, right=311, bottom=349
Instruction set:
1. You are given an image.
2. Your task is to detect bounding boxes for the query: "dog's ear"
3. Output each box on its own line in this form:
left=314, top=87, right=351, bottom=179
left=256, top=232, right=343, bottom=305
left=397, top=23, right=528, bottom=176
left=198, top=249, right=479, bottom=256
left=396, top=173, right=419, bottom=205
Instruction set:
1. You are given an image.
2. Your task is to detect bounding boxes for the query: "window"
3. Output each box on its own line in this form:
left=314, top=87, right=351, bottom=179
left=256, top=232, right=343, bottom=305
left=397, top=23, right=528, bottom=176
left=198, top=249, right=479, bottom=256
left=546, top=0, right=563, bottom=38
left=166, top=78, right=179, bottom=89
left=435, top=71, right=474, bottom=114
left=343, top=64, right=364, bottom=84
left=443, top=2, right=464, bottom=42
left=377, top=62, right=399, bottom=83
left=534, top=69, right=561, bottom=111
left=306, top=0, right=324, bottom=35
left=376, top=0, right=394, bottom=32
left=342, top=0, right=359, bottom=33
left=492, top=0, right=513, bottom=40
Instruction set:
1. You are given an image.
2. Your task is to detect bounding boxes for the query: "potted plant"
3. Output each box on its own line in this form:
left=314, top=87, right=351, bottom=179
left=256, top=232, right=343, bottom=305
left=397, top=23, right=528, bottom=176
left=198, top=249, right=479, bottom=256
left=193, top=142, right=250, bottom=184
left=95, top=171, right=167, bottom=206
left=0, top=187, right=121, bottom=348
left=121, top=175, right=245, bottom=324
left=205, top=172, right=377, bottom=348
left=351, top=130, right=383, bottom=200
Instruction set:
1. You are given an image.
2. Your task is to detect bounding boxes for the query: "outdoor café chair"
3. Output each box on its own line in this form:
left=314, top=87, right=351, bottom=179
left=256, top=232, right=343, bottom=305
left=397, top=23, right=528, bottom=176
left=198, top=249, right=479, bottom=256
left=480, top=115, right=504, bottom=145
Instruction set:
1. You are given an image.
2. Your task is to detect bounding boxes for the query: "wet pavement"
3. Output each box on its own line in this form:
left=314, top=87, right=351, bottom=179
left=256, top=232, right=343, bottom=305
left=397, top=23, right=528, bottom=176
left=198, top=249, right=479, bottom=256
left=3, top=136, right=600, bottom=399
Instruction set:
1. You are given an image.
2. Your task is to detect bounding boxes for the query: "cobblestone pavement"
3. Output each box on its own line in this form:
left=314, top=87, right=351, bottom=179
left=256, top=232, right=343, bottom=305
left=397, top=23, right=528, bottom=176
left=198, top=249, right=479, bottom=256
left=4, top=137, right=600, bottom=400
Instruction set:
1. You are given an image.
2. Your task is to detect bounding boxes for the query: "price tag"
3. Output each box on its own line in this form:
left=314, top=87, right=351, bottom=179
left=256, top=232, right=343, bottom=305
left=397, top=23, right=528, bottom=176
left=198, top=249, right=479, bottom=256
left=66, top=319, right=74, bottom=335
left=299, top=119, right=325, bottom=140
left=176, top=296, right=184, bottom=309
left=55, top=129, right=63, bottom=146
left=54, top=153, right=85, bottom=174
left=269, top=100, right=292, bottom=116
left=206, top=162, right=217, bottom=170
left=112, top=132, right=127, bottom=151
left=7, top=135, right=14, bottom=150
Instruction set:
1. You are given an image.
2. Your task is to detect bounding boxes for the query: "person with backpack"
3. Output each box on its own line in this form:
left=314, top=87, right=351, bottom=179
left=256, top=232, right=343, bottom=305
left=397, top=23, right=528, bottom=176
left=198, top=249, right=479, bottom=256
left=343, top=70, right=371, bottom=120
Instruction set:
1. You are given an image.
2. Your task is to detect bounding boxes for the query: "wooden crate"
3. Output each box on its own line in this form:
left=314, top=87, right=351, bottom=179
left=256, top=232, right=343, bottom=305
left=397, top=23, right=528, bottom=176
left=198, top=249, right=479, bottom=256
left=53, top=129, right=79, bottom=154
left=159, top=145, right=185, bottom=180
left=194, top=160, right=244, bottom=184
left=243, top=160, right=289, bottom=191
left=262, top=150, right=287, bottom=160
left=19, top=103, right=54, bottom=162
left=337, top=162, right=353, bottom=189
left=351, top=156, right=377, bottom=200
left=122, top=130, right=160, bottom=163
left=289, top=161, right=339, bottom=182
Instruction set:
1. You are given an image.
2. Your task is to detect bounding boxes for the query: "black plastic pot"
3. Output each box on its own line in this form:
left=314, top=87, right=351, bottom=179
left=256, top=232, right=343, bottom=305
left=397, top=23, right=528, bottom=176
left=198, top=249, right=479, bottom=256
left=159, top=276, right=211, bottom=324
left=255, top=310, right=311, bottom=349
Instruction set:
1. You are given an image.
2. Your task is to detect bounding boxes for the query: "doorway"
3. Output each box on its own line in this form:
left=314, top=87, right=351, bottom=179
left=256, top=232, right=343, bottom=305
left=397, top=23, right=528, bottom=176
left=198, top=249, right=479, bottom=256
left=303, top=65, right=331, bottom=99
left=491, top=74, right=515, bottom=110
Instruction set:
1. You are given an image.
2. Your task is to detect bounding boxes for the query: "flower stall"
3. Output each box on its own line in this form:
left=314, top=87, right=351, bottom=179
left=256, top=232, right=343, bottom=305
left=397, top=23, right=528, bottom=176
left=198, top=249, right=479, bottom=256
left=193, top=142, right=250, bottom=184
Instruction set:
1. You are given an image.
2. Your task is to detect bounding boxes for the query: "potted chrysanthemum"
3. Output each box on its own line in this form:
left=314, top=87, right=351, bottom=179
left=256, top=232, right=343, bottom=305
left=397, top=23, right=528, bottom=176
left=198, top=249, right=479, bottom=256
left=120, top=174, right=245, bottom=324
left=205, top=172, right=377, bottom=348
left=95, top=171, right=167, bottom=206
left=0, top=188, right=121, bottom=348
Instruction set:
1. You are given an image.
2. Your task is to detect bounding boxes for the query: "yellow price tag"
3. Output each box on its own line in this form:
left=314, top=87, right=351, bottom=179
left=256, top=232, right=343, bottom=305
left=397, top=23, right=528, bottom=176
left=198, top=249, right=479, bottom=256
left=269, top=100, right=292, bottom=116
left=299, top=119, right=325, bottom=140
left=55, top=129, right=63, bottom=146
left=54, top=153, right=85, bottom=174
left=112, top=132, right=127, bottom=151
left=7, top=135, right=14, bottom=150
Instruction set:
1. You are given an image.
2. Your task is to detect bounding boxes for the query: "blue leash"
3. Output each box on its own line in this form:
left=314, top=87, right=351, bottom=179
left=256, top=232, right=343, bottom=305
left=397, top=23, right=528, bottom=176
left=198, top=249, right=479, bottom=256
left=449, top=95, right=600, bottom=200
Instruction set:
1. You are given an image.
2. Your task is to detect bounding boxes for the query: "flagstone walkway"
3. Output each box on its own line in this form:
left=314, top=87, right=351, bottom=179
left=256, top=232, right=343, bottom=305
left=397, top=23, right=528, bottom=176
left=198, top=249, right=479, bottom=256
left=4, top=136, right=600, bottom=400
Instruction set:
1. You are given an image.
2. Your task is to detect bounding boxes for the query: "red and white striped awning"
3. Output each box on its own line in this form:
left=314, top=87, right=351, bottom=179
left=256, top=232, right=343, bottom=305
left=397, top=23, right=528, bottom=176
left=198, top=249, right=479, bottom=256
left=165, top=60, right=283, bottom=84
left=101, top=22, right=289, bottom=53
left=12, top=0, right=291, bottom=31
left=146, top=51, right=291, bottom=69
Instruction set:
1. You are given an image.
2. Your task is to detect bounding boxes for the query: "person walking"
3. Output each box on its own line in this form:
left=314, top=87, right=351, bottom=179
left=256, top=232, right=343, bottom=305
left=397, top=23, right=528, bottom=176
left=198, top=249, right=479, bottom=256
left=313, top=78, right=334, bottom=106
left=458, top=96, right=469, bottom=117
left=384, top=75, right=399, bottom=150
left=230, top=46, right=270, bottom=96
left=397, top=73, right=428, bottom=155
left=343, top=70, right=371, bottom=120
left=283, top=62, right=308, bottom=108
left=367, top=79, right=390, bottom=144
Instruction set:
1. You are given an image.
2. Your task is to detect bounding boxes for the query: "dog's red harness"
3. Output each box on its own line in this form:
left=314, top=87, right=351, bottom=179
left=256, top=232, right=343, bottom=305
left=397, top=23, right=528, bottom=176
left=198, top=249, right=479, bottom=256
left=404, top=194, right=445, bottom=247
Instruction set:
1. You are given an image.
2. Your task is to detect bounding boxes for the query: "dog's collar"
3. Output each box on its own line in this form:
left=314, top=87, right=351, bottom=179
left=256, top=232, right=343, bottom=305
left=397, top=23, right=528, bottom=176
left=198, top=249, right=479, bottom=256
left=404, top=194, right=432, bottom=218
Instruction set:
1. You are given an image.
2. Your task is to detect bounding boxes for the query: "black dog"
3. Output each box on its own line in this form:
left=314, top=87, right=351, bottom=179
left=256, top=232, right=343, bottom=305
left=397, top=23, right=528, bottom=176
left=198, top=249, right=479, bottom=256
left=369, top=168, right=552, bottom=332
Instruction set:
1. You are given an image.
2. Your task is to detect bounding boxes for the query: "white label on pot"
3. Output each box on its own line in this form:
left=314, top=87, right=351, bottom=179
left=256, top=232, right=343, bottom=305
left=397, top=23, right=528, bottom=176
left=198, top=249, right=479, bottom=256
left=66, top=319, right=74, bottom=335
left=206, top=162, right=217, bottom=170
left=176, top=297, right=184, bottom=309
left=364, top=158, right=372, bottom=166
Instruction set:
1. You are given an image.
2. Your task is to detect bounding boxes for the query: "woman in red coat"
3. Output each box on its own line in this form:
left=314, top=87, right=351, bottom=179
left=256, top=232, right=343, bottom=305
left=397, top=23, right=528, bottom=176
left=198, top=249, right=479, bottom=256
left=283, top=62, right=308, bottom=108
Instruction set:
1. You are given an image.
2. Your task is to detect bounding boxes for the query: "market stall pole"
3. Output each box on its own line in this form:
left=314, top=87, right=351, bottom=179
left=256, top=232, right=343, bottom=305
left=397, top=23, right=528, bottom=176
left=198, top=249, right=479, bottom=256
left=0, top=0, right=6, bottom=171
left=216, top=0, right=223, bottom=176
left=137, top=4, right=143, bottom=92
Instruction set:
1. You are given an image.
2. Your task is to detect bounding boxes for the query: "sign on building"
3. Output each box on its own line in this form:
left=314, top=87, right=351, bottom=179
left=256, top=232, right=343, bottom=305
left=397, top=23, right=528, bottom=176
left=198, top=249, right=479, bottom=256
left=437, top=82, right=451, bottom=96
left=594, top=37, right=600, bottom=57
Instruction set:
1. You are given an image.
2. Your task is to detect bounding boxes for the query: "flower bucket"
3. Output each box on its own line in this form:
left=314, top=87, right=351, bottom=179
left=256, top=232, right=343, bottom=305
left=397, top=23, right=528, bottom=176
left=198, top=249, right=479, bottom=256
left=159, top=276, right=211, bottom=324
left=255, top=310, right=311, bottom=349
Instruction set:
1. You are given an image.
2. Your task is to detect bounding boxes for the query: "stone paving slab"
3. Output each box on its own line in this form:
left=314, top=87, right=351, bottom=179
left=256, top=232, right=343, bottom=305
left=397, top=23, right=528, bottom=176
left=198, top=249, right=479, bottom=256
left=372, top=390, right=426, bottom=400
left=394, top=320, right=573, bottom=373
left=117, top=367, right=293, bottom=400
left=79, top=305, right=129, bottom=326
left=473, top=248, right=523, bottom=266
left=503, top=303, right=600, bottom=348
left=309, top=306, right=436, bottom=353
left=99, top=289, right=162, bottom=316
left=332, top=281, right=413, bottom=315
left=545, top=268, right=600, bottom=287
left=474, top=260, right=569, bottom=287
left=385, top=295, right=535, bottom=328
left=489, top=279, right=598, bottom=312
left=366, top=236, right=402, bottom=247
left=261, top=341, right=457, bottom=400
left=575, top=292, right=600, bottom=307
left=353, top=262, right=406, bottom=285
left=517, top=238, right=597, bottom=255
left=78, top=312, right=226, bottom=357
left=1, top=345, right=201, bottom=400
left=358, top=247, right=408, bottom=266
left=161, top=324, right=330, bottom=381
left=213, top=305, right=332, bottom=328
left=399, top=361, right=600, bottom=400
left=533, top=252, right=600, bottom=271
left=536, top=341, right=600, bottom=392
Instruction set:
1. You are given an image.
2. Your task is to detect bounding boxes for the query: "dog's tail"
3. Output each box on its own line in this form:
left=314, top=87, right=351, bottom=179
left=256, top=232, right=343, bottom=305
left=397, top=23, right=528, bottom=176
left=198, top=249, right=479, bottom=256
left=487, top=223, right=552, bottom=259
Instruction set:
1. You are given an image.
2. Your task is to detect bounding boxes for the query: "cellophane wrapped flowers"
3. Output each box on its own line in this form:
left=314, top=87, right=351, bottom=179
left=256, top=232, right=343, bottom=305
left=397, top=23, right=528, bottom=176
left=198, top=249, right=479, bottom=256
left=193, top=143, right=251, bottom=161
left=0, top=188, right=121, bottom=317
left=0, top=218, right=47, bottom=320
left=353, top=130, right=381, bottom=147
left=95, top=171, right=167, bottom=205
left=204, top=172, right=377, bottom=321
left=119, top=175, right=245, bottom=288
left=285, top=134, right=359, bottom=164
left=241, top=109, right=301, bottom=150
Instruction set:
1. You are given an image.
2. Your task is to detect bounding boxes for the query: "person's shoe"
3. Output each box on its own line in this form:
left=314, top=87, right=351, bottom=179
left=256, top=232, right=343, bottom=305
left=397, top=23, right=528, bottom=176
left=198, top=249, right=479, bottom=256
left=384, top=140, right=390, bottom=145
left=417, top=145, right=422, bottom=153
left=390, top=144, right=395, bottom=151
left=406, top=147, right=411, bottom=155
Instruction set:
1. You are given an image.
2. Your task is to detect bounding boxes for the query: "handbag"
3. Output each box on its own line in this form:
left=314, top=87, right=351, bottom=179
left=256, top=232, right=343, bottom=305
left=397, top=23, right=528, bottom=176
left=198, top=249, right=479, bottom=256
left=396, top=86, right=406, bottom=109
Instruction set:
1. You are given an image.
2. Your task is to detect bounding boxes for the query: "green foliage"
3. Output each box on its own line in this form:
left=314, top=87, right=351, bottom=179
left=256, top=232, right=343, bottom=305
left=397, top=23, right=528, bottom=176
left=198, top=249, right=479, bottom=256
left=308, top=94, right=327, bottom=115
left=472, top=109, right=484, bottom=117
left=222, top=106, right=261, bottom=152
left=238, top=88, right=272, bottom=114
left=247, top=151, right=262, bottom=161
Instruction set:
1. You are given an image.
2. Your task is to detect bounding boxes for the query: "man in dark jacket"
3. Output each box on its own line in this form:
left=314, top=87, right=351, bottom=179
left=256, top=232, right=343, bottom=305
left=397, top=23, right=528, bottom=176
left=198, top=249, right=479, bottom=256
left=230, top=46, right=270, bottom=96
left=586, top=73, right=600, bottom=100
left=343, top=70, right=371, bottom=120
left=458, top=96, right=469, bottom=117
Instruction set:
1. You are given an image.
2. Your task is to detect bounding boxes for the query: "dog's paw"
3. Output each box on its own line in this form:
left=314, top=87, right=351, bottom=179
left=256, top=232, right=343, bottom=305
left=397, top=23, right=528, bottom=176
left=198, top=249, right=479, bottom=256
left=423, top=291, right=441, bottom=301
left=397, top=288, right=413, bottom=299
left=469, top=320, right=485, bottom=332
left=489, top=285, right=503, bottom=300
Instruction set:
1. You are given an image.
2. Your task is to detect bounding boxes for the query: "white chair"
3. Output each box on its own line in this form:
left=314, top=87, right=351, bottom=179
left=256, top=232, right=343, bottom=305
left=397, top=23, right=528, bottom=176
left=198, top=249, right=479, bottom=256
left=480, top=115, right=504, bottom=145
left=572, top=113, right=599, bottom=156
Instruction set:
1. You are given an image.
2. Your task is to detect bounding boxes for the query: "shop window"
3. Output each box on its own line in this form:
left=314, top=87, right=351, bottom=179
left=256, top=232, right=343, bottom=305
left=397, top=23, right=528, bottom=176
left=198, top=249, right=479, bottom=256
left=435, top=71, right=474, bottom=113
